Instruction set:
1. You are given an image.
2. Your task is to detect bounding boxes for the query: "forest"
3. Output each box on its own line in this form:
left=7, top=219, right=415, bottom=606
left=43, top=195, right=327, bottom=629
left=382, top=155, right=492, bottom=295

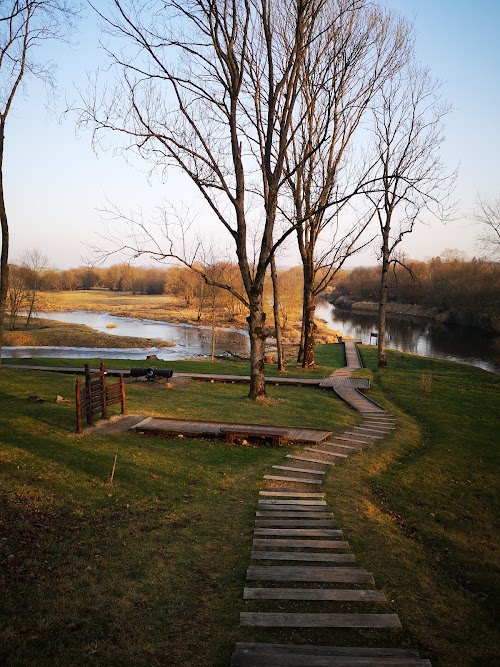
left=8, top=251, right=500, bottom=334
left=331, top=251, right=500, bottom=332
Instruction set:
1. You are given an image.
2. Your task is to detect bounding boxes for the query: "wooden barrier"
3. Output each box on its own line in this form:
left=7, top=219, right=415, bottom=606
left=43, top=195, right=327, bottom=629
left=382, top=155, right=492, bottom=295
left=75, top=363, right=126, bottom=434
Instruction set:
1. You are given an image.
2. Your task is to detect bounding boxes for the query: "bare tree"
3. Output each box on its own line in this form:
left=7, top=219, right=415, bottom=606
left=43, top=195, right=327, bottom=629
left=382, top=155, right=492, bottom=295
left=474, top=195, right=500, bottom=259
left=284, top=0, right=412, bottom=367
left=79, top=0, right=339, bottom=398
left=0, top=0, right=79, bottom=367
left=366, top=64, right=455, bottom=367
left=20, top=248, right=48, bottom=326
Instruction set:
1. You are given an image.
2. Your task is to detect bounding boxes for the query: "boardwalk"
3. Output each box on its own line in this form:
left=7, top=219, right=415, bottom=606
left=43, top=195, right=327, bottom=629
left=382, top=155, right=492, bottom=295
left=230, top=340, right=432, bottom=666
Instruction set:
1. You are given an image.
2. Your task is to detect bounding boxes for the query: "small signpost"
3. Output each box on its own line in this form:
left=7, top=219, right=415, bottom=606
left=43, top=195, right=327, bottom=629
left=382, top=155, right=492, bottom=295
left=75, top=363, right=126, bottom=434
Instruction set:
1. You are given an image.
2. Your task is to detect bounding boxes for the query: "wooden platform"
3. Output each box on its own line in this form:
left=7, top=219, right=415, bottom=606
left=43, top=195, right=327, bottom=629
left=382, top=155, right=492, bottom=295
left=131, top=417, right=332, bottom=443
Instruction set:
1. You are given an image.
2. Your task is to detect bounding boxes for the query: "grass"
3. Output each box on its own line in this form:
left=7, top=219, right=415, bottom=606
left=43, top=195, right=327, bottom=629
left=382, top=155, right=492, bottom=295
left=1, top=345, right=498, bottom=666
left=0, top=359, right=355, bottom=667
left=321, top=347, right=499, bottom=666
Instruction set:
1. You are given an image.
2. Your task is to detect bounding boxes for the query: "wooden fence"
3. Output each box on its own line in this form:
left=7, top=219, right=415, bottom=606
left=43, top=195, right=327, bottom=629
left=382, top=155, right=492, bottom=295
left=75, top=363, right=126, bottom=434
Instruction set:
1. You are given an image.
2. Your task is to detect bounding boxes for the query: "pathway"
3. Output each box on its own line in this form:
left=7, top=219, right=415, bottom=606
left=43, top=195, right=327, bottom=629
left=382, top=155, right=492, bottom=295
left=230, top=340, right=432, bottom=666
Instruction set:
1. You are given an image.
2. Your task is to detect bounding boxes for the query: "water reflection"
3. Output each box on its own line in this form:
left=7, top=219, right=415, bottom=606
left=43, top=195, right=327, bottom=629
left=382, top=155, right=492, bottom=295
left=315, top=302, right=499, bottom=373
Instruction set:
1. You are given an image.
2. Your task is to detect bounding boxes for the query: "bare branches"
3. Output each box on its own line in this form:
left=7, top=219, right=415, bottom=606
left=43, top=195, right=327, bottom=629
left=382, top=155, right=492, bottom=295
left=473, top=195, right=500, bottom=259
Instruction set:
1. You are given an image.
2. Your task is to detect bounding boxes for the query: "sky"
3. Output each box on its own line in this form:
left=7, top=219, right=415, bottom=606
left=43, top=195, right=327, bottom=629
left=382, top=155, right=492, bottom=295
left=4, top=0, right=500, bottom=270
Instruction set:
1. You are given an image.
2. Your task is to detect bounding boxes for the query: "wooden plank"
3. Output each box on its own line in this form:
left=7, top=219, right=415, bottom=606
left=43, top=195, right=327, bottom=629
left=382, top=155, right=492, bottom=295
left=334, top=435, right=373, bottom=445
left=263, top=475, right=323, bottom=485
left=258, top=499, right=327, bottom=506
left=259, top=491, right=324, bottom=498
left=272, top=465, right=326, bottom=475
left=321, top=442, right=360, bottom=450
left=220, top=425, right=289, bottom=436
left=256, top=511, right=334, bottom=518
left=251, top=551, right=355, bottom=562
left=257, top=505, right=330, bottom=513
left=285, top=455, right=336, bottom=466
left=255, top=520, right=338, bottom=528
left=246, top=566, right=374, bottom=583
left=253, top=539, right=349, bottom=549
left=240, top=613, right=401, bottom=628
left=304, top=448, right=349, bottom=458
left=254, top=528, right=342, bottom=537
left=346, top=431, right=383, bottom=440
left=243, top=588, right=385, bottom=601
left=231, top=656, right=431, bottom=667
left=233, top=643, right=421, bottom=658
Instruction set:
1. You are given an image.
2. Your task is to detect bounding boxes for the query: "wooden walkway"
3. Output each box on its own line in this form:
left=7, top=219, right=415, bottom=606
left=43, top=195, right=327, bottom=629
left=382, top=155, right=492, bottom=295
left=131, top=417, right=332, bottom=444
left=231, top=341, right=432, bottom=666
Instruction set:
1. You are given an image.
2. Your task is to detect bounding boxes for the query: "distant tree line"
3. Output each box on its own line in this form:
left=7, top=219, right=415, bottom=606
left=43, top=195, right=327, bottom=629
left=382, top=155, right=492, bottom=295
left=6, top=259, right=304, bottom=333
left=332, top=252, right=500, bottom=332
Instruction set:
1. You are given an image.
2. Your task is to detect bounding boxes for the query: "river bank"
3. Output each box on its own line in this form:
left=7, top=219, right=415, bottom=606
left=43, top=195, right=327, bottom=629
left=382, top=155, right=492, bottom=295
left=2, top=316, right=175, bottom=350
left=41, top=290, right=342, bottom=346
left=329, top=295, right=500, bottom=334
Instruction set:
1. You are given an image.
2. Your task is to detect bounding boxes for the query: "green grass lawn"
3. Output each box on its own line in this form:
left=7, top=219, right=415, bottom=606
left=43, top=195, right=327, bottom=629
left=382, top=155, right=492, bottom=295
left=1, top=346, right=498, bottom=666
left=0, top=360, right=354, bottom=667
left=323, top=347, right=499, bottom=666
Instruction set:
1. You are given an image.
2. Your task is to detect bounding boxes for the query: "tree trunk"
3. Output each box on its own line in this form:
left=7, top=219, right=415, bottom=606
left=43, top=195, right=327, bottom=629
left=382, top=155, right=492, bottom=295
left=302, top=287, right=317, bottom=368
left=301, top=258, right=317, bottom=368
left=270, top=256, right=285, bottom=371
left=0, top=120, right=9, bottom=370
left=247, top=291, right=267, bottom=399
left=297, top=311, right=305, bottom=365
left=377, top=254, right=389, bottom=367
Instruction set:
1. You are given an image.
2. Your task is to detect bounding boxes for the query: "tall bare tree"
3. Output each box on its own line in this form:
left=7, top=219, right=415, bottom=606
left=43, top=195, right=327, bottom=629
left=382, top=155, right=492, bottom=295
left=366, top=64, right=454, bottom=367
left=79, top=0, right=340, bottom=398
left=285, top=0, right=412, bottom=367
left=0, top=0, right=78, bottom=367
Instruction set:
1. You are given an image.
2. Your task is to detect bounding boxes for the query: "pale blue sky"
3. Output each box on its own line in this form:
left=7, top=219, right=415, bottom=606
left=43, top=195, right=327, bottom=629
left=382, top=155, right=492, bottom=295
left=5, top=0, right=500, bottom=269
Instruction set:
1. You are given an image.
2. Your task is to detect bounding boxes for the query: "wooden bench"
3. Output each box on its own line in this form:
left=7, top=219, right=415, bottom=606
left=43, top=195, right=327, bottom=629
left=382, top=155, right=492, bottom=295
left=220, top=425, right=290, bottom=446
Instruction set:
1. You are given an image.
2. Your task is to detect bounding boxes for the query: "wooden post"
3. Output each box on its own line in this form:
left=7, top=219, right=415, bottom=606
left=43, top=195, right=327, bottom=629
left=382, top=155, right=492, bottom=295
left=84, top=364, right=93, bottom=426
left=75, top=379, right=82, bottom=434
left=100, top=362, right=108, bottom=419
left=120, top=374, right=126, bottom=414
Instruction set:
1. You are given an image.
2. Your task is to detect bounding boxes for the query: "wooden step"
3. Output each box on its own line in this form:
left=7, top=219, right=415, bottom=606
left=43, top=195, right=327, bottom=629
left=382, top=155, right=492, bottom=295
left=243, top=588, right=385, bottom=601
left=255, top=520, right=338, bottom=528
left=246, top=566, right=374, bottom=583
left=353, top=427, right=389, bottom=435
left=263, top=475, right=323, bottom=485
left=254, top=528, right=342, bottom=537
left=256, top=511, right=334, bottom=518
left=334, top=435, right=372, bottom=445
left=286, top=455, right=336, bottom=466
left=231, top=643, right=429, bottom=666
left=250, top=551, right=355, bottom=562
left=346, top=431, right=383, bottom=440
left=240, top=612, right=401, bottom=628
left=253, top=539, right=349, bottom=549
left=272, top=465, right=326, bottom=475
left=258, top=499, right=327, bottom=506
left=304, top=447, right=349, bottom=458
left=320, top=442, right=360, bottom=450
left=259, top=492, right=325, bottom=498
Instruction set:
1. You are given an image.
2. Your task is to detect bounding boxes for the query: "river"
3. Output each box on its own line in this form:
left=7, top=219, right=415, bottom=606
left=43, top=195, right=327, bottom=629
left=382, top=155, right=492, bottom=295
left=3, top=310, right=250, bottom=360
left=3, top=307, right=498, bottom=373
left=316, top=301, right=499, bottom=373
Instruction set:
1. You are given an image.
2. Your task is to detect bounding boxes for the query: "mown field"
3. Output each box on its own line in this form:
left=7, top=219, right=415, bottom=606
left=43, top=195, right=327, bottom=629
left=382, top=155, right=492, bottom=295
left=0, top=345, right=498, bottom=666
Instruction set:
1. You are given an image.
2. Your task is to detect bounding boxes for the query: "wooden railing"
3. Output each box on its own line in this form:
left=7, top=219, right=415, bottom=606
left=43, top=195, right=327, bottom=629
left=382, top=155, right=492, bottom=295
left=75, top=363, right=126, bottom=434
